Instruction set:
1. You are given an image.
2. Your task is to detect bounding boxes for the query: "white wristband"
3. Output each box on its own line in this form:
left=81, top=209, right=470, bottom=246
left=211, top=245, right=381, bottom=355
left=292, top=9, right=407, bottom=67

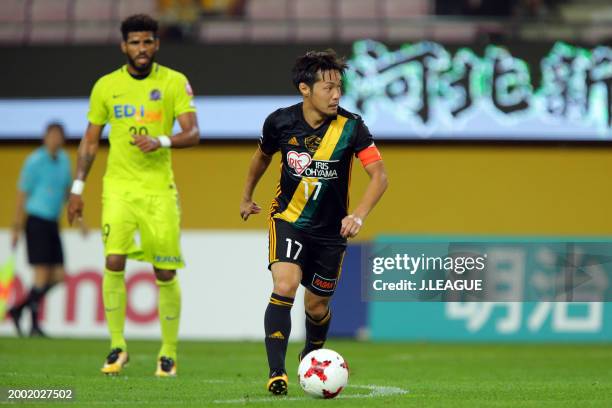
left=71, top=179, right=85, bottom=195
left=158, top=135, right=172, bottom=148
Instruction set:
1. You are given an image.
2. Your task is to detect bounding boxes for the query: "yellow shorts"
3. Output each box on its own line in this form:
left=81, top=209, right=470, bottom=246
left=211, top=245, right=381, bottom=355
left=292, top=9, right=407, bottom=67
left=101, top=190, right=184, bottom=270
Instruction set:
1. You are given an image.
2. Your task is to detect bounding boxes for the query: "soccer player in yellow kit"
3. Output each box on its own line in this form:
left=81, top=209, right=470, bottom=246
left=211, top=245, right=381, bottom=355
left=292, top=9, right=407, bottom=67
left=67, top=14, right=199, bottom=377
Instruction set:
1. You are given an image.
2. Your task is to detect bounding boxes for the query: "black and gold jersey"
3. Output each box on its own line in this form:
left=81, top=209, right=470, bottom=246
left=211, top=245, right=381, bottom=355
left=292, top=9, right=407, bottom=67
left=259, top=102, right=374, bottom=240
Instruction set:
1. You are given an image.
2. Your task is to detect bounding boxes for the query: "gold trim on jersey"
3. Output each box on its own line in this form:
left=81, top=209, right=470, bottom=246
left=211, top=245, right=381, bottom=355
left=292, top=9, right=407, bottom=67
left=269, top=218, right=278, bottom=263
left=274, top=115, right=349, bottom=223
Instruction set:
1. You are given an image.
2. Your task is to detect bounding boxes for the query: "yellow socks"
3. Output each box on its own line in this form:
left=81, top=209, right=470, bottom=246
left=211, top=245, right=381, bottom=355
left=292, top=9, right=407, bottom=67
left=157, top=277, right=181, bottom=360
left=102, top=269, right=127, bottom=351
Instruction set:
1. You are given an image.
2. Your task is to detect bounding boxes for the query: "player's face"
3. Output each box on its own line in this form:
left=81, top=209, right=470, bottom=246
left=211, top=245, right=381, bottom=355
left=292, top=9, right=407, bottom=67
left=310, top=70, right=342, bottom=117
left=44, top=128, right=64, bottom=154
left=121, top=31, right=159, bottom=73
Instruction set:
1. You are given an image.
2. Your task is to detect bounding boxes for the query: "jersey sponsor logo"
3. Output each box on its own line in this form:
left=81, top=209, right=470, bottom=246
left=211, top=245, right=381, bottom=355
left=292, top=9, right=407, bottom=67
left=302, top=160, right=339, bottom=179
left=112, top=93, right=124, bottom=99
left=113, top=104, right=163, bottom=123
left=305, top=135, right=322, bottom=153
left=287, top=150, right=340, bottom=179
left=288, top=136, right=299, bottom=146
left=150, top=89, right=161, bottom=101
left=287, top=150, right=312, bottom=175
left=311, top=273, right=337, bottom=292
left=185, top=82, right=194, bottom=96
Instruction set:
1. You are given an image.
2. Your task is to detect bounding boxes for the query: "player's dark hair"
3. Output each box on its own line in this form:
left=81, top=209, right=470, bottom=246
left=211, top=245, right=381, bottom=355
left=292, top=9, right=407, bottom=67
left=120, top=14, right=159, bottom=40
left=292, top=49, right=348, bottom=90
left=45, top=122, right=65, bottom=139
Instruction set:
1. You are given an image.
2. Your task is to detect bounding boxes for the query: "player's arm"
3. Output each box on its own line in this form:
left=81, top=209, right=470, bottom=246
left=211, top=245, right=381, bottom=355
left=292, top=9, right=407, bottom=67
left=340, top=159, right=388, bottom=239
left=240, top=147, right=273, bottom=221
left=132, top=111, right=200, bottom=152
left=67, top=122, right=103, bottom=225
left=12, top=157, right=35, bottom=248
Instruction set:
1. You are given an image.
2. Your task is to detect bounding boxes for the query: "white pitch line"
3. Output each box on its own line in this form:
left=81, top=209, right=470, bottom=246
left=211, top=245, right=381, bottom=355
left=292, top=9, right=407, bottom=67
left=212, top=384, right=409, bottom=404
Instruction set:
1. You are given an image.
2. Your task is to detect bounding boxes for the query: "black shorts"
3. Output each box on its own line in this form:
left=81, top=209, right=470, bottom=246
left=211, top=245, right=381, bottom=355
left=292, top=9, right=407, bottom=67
left=268, top=218, right=346, bottom=297
left=25, top=215, right=64, bottom=265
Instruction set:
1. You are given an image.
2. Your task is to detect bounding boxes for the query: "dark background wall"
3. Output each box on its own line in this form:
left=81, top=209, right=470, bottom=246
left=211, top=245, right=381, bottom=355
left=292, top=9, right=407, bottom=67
left=0, top=41, right=566, bottom=97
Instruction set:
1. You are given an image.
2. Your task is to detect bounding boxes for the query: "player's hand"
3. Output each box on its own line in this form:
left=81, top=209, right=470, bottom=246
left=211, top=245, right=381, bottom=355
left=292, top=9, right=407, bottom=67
left=131, top=134, right=160, bottom=153
left=240, top=199, right=262, bottom=221
left=67, top=193, right=84, bottom=226
left=340, top=214, right=363, bottom=238
left=77, top=216, right=89, bottom=238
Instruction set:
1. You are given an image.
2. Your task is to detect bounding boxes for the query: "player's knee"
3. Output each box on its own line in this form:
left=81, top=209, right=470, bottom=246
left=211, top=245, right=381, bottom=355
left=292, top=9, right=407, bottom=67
left=106, top=255, right=126, bottom=271
left=155, top=269, right=176, bottom=282
left=305, top=299, right=329, bottom=320
left=273, top=280, right=299, bottom=298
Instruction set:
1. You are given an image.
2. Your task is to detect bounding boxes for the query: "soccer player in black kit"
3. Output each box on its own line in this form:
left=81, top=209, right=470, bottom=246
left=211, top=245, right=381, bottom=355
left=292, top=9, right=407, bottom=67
left=240, top=49, right=388, bottom=395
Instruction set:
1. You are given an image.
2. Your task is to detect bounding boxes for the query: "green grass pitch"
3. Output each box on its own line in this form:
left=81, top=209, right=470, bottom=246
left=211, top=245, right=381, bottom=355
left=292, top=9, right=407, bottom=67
left=1, top=337, right=611, bottom=407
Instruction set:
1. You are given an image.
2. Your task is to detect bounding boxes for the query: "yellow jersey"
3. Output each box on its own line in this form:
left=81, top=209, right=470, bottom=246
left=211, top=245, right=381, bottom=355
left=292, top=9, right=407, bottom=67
left=87, top=63, right=196, bottom=194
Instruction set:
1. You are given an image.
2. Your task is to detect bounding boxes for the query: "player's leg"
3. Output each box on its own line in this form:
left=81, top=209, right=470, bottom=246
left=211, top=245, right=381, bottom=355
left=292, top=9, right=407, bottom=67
left=301, top=290, right=332, bottom=360
left=29, top=220, right=67, bottom=337
left=142, top=193, right=184, bottom=377
left=100, top=254, right=130, bottom=375
left=100, top=192, right=139, bottom=375
left=266, top=262, right=300, bottom=394
left=28, top=264, right=53, bottom=337
left=299, top=243, right=346, bottom=360
left=265, top=218, right=307, bottom=395
left=153, top=268, right=180, bottom=377
left=9, top=216, right=55, bottom=337
left=9, top=264, right=51, bottom=337
left=51, top=265, right=66, bottom=285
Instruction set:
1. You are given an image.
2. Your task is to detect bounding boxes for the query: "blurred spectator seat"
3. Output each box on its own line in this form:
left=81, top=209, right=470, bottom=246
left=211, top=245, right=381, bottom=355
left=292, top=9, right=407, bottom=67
left=383, top=0, right=430, bottom=18
left=74, top=0, right=116, bottom=21
left=0, top=0, right=28, bottom=23
left=29, top=25, right=70, bottom=44
left=247, top=0, right=289, bottom=20
left=0, top=24, right=25, bottom=43
left=198, top=20, right=247, bottom=42
left=338, top=0, right=382, bottom=40
left=385, top=22, right=427, bottom=42
left=250, top=21, right=291, bottom=42
left=31, top=0, right=71, bottom=22
left=294, top=0, right=334, bottom=41
left=432, top=22, right=476, bottom=42
left=338, top=0, right=380, bottom=20
left=294, top=0, right=332, bottom=19
left=72, top=23, right=116, bottom=44
left=118, top=0, right=158, bottom=20
left=295, top=23, right=335, bottom=42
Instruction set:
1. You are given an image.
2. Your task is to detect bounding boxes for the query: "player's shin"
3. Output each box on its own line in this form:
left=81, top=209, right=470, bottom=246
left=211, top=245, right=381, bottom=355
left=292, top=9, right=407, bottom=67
left=102, top=269, right=127, bottom=350
left=265, top=293, right=294, bottom=375
left=28, top=283, right=55, bottom=332
left=302, top=308, right=332, bottom=359
left=157, top=277, right=181, bottom=360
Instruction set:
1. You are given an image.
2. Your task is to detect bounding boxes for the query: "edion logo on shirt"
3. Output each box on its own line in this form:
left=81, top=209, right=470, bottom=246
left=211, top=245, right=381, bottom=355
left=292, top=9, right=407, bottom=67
left=287, top=150, right=312, bottom=175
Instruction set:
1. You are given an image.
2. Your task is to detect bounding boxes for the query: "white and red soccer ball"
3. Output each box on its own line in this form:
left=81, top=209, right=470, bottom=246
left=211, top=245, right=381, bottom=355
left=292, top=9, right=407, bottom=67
left=297, top=349, right=349, bottom=399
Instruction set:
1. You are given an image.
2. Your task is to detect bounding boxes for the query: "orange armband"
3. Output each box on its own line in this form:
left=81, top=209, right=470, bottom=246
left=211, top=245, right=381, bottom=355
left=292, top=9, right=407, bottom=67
left=357, top=144, right=382, bottom=167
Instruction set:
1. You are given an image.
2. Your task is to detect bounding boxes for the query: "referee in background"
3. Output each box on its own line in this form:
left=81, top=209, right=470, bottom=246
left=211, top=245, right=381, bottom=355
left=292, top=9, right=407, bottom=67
left=8, top=123, right=75, bottom=337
